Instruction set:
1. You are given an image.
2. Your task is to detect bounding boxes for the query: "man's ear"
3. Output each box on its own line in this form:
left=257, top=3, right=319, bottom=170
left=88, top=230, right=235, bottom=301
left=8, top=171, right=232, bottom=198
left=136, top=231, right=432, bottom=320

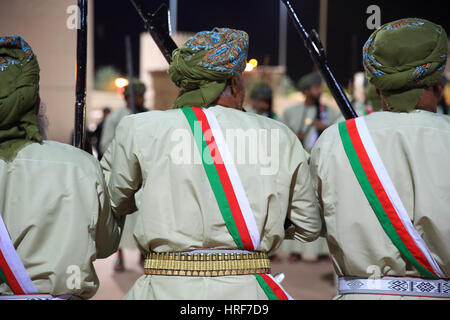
left=376, top=89, right=390, bottom=111
left=34, top=94, right=41, bottom=115
left=376, top=88, right=382, bottom=97
left=230, top=75, right=243, bottom=97
left=433, top=83, right=444, bottom=100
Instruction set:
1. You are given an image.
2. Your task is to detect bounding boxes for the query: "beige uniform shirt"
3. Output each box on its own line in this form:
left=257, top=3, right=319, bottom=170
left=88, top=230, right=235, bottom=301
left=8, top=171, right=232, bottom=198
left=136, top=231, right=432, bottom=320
left=0, top=141, right=121, bottom=299
left=310, top=110, right=450, bottom=299
left=101, top=105, right=321, bottom=300
left=100, top=107, right=132, bottom=155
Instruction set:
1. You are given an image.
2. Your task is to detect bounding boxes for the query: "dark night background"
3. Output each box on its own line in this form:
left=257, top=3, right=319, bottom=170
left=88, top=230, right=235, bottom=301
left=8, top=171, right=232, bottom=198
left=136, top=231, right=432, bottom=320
left=94, top=0, right=449, bottom=86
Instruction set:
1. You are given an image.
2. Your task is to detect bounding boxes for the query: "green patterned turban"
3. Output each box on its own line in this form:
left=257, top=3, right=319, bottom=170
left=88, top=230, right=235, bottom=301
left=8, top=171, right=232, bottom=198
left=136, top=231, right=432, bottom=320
left=363, top=18, right=448, bottom=112
left=0, top=35, right=42, bottom=162
left=249, top=82, right=272, bottom=101
left=169, top=28, right=249, bottom=109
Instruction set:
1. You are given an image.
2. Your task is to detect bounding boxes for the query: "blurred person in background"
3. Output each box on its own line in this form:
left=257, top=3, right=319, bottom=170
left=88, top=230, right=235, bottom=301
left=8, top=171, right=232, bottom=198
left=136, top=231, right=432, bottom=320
left=246, top=82, right=277, bottom=120
left=282, top=72, right=340, bottom=152
left=100, top=80, right=148, bottom=273
left=92, top=107, right=111, bottom=160
left=280, top=72, right=336, bottom=263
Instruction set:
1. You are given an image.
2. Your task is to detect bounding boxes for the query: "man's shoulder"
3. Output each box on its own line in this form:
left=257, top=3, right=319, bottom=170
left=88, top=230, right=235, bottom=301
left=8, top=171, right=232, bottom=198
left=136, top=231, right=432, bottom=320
left=117, top=106, right=299, bottom=143
left=211, top=105, right=294, bottom=132
left=364, top=110, right=450, bottom=131
left=317, top=111, right=450, bottom=147
left=119, top=108, right=185, bottom=130
left=105, top=107, right=130, bottom=125
left=283, top=103, right=305, bottom=115
left=19, top=141, right=102, bottom=175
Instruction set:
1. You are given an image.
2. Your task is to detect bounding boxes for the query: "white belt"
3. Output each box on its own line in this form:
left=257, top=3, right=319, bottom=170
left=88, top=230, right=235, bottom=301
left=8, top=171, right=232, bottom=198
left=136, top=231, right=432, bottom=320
left=180, top=249, right=255, bottom=255
left=0, top=294, right=72, bottom=300
left=339, top=277, right=450, bottom=298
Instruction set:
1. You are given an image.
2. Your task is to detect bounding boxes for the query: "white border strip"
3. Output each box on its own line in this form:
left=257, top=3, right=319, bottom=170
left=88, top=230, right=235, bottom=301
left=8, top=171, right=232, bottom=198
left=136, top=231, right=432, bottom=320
left=267, top=274, right=294, bottom=300
left=0, top=215, right=38, bottom=294
left=0, top=294, right=57, bottom=300
left=339, top=277, right=450, bottom=298
left=355, top=117, right=444, bottom=278
left=203, top=108, right=260, bottom=250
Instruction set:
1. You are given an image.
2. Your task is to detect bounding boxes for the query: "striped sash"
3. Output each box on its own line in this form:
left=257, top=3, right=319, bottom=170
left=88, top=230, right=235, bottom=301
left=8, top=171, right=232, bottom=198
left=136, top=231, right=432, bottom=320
left=182, top=107, right=293, bottom=300
left=0, top=214, right=38, bottom=295
left=339, top=117, right=445, bottom=279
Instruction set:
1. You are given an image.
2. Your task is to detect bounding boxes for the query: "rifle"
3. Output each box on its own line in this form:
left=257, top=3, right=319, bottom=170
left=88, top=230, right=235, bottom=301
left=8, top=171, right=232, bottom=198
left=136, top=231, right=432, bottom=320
left=281, top=0, right=357, bottom=235
left=125, top=35, right=136, bottom=114
left=74, top=0, right=88, bottom=149
left=129, top=0, right=178, bottom=64
left=281, top=0, right=358, bottom=120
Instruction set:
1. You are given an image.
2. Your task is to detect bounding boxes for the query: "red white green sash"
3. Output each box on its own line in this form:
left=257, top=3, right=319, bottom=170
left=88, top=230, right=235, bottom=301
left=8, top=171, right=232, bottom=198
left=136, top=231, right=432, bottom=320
left=0, top=214, right=38, bottom=294
left=255, top=274, right=293, bottom=300
left=339, top=117, right=445, bottom=279
left=182, top=107, right=293, bottom=300
left=182, top=107, right=260, bottom=251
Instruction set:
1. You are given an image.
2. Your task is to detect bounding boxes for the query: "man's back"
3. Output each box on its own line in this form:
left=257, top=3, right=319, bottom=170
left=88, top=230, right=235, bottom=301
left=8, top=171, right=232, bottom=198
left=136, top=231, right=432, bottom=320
left=102, top=105, right=321, bottom=299
left=0, top=141, right=119, bottom=299
left=311, top=111, right=450, bottom=281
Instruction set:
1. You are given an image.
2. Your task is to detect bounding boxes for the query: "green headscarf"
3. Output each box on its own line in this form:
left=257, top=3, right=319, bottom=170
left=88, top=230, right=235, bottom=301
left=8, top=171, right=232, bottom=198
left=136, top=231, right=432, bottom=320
left=363, top=18, right=448, bottom=112
left=249, top=82, right=272, bottom=101
left=298, top=72, right=322, bottom=93
left=124, top=79, right=146, bottom=98
left=169, top=28, right=249, bottom=109
left=0, top=35, right=42, bottom=162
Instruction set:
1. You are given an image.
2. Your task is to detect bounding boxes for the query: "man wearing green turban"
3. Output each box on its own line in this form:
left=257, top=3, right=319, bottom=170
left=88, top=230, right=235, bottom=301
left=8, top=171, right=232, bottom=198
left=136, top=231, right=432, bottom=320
left=100, top=79, right=147, bottom=155
left=101, top=27, right=321, bottom=300
left=282, top=72, right=341, bottom=152
left=310, top=19, right=450, bottom=300
left=280, top=72, right=339, bottom=264
left=0, top=36, right=120, bottom=299
left=245, top=82, right=277, bottom=119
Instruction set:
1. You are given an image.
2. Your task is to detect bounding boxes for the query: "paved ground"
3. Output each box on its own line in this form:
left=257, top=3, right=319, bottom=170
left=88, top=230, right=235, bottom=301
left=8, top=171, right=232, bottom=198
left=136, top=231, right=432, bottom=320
left=92, top=249, right=337, bottom=300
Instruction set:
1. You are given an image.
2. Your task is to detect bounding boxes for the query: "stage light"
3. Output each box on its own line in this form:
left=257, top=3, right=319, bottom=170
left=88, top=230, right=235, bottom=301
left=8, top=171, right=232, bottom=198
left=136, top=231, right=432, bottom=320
left=114, top=78, right=129, bottom=88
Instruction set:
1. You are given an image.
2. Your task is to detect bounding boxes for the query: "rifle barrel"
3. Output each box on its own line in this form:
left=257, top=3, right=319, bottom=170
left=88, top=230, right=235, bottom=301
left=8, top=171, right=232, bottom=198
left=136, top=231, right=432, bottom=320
left=74, top=0, right=88, bottom=149
left=125, top=36, right=136, bottom=114
left=281, top=0, right=358, bottom=120
left=129, top=0, right=178, bottom=64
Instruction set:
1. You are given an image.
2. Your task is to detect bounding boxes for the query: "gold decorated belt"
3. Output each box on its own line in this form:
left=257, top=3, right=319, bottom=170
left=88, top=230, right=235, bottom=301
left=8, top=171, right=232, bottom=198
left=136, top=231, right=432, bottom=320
left=144, top=249, right=271, bottom=277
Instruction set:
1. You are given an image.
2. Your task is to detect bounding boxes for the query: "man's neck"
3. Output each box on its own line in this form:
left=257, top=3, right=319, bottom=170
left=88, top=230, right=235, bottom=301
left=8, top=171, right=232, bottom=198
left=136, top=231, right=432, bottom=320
left=215, top=97, right=243, bottom=111
left=304, top=97, right=319, bottom=107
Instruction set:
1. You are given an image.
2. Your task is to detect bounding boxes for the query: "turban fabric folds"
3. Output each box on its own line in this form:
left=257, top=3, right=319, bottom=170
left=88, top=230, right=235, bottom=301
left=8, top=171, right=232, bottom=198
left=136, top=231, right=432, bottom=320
left=0, top=35, right=42, bottom=162
left=169, top=28, right=249, bottom=109
left=363, top=18, right=448, bottom=112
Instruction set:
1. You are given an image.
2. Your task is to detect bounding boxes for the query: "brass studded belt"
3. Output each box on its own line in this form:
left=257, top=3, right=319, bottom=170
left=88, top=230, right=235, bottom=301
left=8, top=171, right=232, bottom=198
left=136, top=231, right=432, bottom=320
left=144, top=250, right=271, bottom=277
